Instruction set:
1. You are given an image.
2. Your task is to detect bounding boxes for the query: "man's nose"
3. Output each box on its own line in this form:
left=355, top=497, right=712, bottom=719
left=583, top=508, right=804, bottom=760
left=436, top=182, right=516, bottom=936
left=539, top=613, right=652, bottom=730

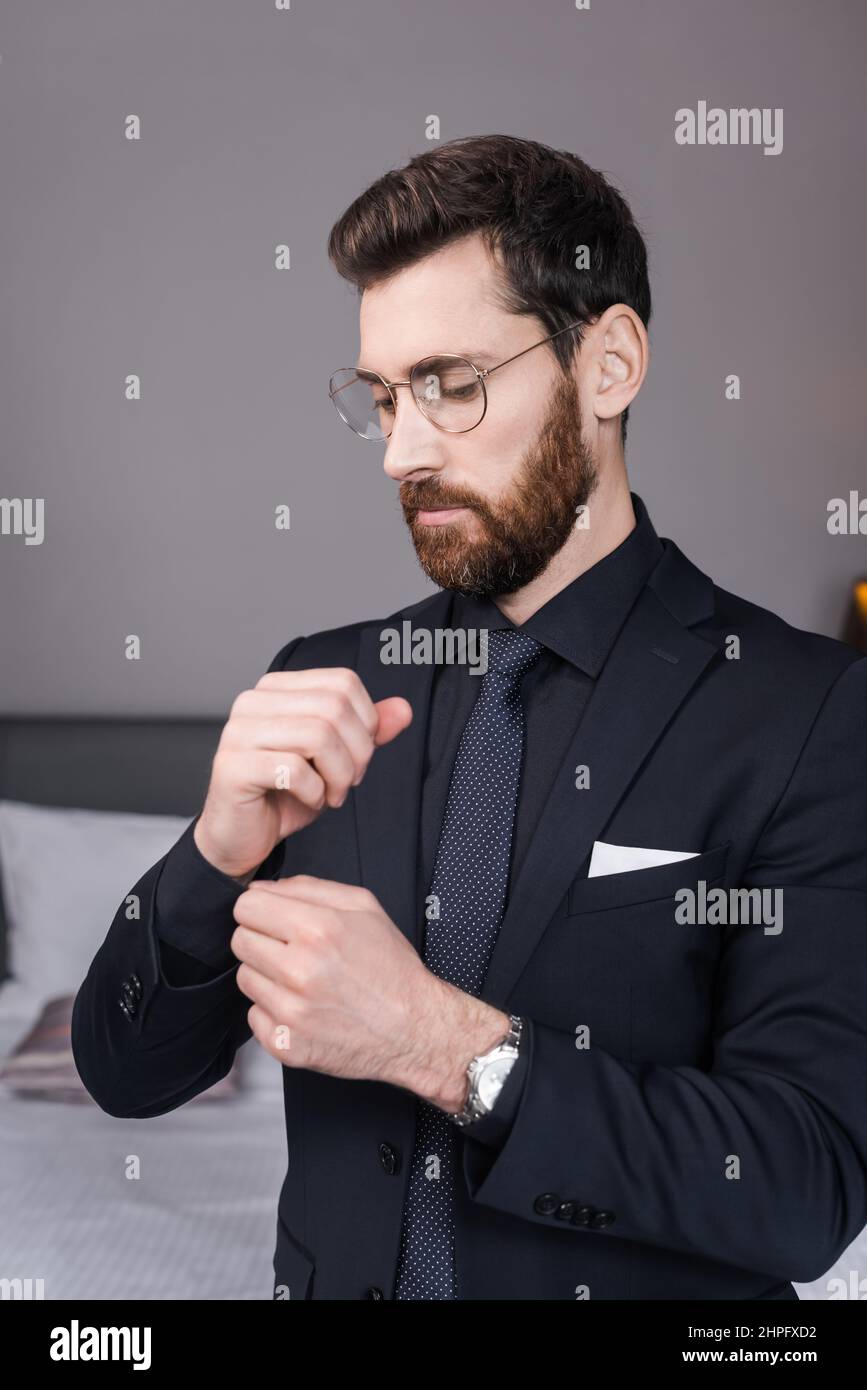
left=381, top=392, right=448, bottom=483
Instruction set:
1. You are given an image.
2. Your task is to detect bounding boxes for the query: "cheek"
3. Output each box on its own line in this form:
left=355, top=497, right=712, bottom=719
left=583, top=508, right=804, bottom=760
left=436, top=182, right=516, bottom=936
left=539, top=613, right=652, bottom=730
left=454, top=418, right=535, bottom=505
left=488, top=384, right=545, bottom=454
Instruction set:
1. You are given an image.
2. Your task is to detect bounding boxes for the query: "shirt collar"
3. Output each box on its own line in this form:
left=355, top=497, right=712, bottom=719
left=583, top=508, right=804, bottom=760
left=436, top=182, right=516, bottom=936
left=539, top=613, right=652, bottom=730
left=448, top=491, right=663, bottom=676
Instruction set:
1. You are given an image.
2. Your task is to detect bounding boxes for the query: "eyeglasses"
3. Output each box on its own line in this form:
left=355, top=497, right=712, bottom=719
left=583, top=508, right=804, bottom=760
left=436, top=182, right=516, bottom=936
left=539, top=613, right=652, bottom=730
left=328, top=321, right=584, bottom=441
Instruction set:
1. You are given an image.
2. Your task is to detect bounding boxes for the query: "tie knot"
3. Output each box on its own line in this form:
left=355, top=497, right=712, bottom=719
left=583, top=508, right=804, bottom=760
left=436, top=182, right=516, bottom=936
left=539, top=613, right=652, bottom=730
left=483, top=628, right=543, bottom=682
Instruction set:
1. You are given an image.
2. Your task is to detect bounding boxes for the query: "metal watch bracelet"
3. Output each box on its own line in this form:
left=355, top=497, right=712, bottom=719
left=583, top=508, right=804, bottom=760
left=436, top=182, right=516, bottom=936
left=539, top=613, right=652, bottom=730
left=448, top=1015, right=524, bottom=1128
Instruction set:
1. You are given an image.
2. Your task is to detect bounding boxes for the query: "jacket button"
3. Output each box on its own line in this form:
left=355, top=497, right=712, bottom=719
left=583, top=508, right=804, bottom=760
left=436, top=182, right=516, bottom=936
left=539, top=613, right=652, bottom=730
left=121, top=982, right=137, bottom=1007
left=129, top=973, right=143, bottom=1001
left=379, top=1143, right=400, bottom=1176
left=119, top=997, right=135, bottom=1021
left=533, top=1193, right=560, bottom=1216
left=366, top=1287, right=384, bottom=1300
left=570, top=1206, right=594, bottom=1226
left=555, top=1201, right=577, bottom=1221
left=590, top=1210, right=615, bottom=1228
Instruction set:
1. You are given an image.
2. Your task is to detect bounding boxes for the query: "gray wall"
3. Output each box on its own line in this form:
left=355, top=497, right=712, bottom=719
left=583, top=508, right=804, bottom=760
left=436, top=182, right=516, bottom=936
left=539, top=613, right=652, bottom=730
left=1, top=0, right=864, bottom=715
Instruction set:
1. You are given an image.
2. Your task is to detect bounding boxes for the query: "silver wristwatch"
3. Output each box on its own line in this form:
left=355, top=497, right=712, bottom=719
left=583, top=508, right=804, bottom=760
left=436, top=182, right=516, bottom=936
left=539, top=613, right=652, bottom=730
left=448, top=1015, right=524, bottom=1128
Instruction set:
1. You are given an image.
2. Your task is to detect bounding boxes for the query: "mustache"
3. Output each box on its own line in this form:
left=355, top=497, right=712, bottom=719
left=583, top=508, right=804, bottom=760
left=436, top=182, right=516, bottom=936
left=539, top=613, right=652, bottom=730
left=399, top=479, right=483, bottom=515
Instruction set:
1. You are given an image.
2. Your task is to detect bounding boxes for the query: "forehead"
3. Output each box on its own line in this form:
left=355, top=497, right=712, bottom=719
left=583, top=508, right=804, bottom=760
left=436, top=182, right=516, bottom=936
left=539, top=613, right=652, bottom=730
left=357, top=234, right=514, bottom=374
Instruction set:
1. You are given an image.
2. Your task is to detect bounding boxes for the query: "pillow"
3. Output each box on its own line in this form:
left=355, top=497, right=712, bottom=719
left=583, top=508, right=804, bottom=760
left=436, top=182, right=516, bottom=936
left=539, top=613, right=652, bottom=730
left=0, top=993, right=239, bottom=1102
left=0, top=800, right=189, bottom=1003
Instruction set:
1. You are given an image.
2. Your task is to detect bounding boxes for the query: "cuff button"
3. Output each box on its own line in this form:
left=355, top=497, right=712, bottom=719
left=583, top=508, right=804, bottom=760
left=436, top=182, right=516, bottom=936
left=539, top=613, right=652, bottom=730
left=533, top=1193, right=561, bottom=1216
left=590, top=1210, right=615, bottom=1228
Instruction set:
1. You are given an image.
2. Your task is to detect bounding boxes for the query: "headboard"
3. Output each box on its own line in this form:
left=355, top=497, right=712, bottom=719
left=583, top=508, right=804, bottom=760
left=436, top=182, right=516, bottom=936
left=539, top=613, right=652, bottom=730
left=0, top=718, right=223, bottom=985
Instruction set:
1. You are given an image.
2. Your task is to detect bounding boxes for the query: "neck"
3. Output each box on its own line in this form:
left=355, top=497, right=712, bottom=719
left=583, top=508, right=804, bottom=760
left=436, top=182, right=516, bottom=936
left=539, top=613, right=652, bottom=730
left=493, top=472, right=636, bottom=625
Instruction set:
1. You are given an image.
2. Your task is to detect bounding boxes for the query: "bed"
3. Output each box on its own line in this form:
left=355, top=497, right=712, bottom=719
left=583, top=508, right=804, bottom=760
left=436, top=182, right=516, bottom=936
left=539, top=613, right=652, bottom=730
left=0, top=717, right=288, bottom=1301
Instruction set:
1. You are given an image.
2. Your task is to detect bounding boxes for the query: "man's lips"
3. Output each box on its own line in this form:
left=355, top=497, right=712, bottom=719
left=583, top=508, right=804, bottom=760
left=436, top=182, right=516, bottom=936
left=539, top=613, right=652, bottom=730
left=414, top=505, right=472, bottom=526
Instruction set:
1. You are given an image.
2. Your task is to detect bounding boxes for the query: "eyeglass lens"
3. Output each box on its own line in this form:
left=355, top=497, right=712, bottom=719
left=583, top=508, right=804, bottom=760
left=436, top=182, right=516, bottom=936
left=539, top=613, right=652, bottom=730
left=329, top=356, right=485, bottom=439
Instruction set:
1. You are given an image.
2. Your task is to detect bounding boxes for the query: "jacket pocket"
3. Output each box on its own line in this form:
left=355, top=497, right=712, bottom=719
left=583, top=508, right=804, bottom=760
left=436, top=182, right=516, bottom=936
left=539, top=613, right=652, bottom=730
left=567, top=841, right=731, bottom=916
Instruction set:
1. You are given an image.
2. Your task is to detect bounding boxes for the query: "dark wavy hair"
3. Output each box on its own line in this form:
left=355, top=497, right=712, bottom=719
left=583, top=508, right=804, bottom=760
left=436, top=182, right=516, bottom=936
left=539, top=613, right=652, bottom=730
left=327, top=134, right=651, bottom=446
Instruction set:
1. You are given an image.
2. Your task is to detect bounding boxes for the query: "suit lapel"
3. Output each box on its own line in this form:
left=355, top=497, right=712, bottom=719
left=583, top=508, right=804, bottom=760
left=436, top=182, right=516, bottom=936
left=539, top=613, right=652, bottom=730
left=482, top=541, right=721, bottom=1007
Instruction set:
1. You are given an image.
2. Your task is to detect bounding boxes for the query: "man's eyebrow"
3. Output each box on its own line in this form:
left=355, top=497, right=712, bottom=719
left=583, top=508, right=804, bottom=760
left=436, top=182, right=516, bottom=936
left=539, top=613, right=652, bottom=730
left=452, top=349, right=500, bottom=367
left=355, top=349, right=500, bottom=375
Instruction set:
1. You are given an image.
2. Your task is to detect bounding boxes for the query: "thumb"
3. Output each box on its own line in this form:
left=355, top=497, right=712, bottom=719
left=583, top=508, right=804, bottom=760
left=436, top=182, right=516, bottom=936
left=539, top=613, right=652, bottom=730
left=373, top=696, right=414, bottom=746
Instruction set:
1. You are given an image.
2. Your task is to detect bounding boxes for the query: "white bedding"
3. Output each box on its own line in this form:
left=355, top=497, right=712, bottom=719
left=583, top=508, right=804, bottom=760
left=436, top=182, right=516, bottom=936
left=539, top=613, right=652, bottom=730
left=0, top=981, right=289, bottom=1301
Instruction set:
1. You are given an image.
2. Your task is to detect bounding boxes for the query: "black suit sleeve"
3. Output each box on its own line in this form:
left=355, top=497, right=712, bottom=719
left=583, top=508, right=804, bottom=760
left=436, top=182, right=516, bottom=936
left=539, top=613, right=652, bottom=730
left=71, top=635, right=305, bottom=1117
left=460, top=656, right=867, bottom=1283
left=153, top=817, right=285, bottom=985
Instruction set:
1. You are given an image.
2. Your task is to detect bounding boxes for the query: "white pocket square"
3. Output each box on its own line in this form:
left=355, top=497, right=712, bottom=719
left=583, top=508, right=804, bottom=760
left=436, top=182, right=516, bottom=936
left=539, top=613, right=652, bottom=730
left=588, top=840, right=700, bottom=878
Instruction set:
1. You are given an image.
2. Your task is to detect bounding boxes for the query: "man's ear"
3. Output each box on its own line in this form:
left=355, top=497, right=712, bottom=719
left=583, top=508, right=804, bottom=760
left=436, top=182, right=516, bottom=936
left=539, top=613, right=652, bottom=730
left=591, top=305, right=648, bottom=424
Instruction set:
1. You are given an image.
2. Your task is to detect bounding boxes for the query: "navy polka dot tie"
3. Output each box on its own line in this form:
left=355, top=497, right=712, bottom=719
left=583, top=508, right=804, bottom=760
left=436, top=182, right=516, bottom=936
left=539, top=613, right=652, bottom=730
left=393, top=628, right=544, bottom=1299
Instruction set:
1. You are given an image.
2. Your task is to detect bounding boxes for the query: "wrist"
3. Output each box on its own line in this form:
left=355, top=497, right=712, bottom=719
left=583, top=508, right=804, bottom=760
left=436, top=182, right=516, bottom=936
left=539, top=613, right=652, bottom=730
left=405, top=979, right=511, bottom=1113
left=192, top=816, right=260, bottom=884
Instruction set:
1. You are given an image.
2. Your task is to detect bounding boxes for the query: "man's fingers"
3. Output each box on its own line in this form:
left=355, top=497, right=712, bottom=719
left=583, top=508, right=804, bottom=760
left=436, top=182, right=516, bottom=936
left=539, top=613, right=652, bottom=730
left=236, top=711, right=368, bottom=798
left=214, top=748, right=328, bottom=808
left=234, top=881, right=338, bottom=940
left=232, top=922, right=290, bottom=979
left=226, top=694, right=376, bottom=771
left=247, top=1001, right=300, bottom=1064
left=237, top=966, right=291, bottom=1023
left=213, top=677, right=412, bottom=830
left=374, top=696, right=413, bottom=746
left=253, top=667, right=378, bottom=737
left=252, top=874, right=375, bottom=910
left=236, top=875, right=374, bottom=924
left=223, top=720, right=356, bottom=808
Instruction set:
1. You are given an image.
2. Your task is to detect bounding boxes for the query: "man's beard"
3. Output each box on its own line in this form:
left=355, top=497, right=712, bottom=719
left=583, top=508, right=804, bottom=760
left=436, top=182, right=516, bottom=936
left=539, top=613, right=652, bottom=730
left=399, top=373, right=598, bottom=597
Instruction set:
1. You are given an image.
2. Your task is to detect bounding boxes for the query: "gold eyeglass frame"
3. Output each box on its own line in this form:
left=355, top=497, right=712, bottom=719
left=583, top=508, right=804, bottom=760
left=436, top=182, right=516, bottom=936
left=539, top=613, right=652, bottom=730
left=328, top=320, right=584, bottom=439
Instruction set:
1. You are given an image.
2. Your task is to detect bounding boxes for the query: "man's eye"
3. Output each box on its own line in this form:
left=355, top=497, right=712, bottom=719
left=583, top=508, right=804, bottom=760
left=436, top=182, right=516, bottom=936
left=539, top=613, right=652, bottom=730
left=374, top=397, right=395, bottom=413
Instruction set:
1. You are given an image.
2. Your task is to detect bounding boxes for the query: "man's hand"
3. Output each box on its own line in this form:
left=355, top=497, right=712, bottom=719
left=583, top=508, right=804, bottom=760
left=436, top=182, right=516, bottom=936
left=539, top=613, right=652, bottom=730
left=194, top=668, right=413, bottom=881
left=230, top=876, right=511, bottom=1111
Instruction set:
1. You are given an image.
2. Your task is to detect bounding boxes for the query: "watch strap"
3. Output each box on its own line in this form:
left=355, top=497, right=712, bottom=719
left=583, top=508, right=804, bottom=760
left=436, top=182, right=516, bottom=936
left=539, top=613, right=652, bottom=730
left=448, top=1015, right=523, bottom=1127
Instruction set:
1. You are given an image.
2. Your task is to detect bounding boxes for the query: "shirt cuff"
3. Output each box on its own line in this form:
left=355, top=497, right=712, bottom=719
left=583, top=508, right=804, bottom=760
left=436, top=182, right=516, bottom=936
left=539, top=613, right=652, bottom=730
left=458, top=1038, right=530, bottom=1149
left=153, top=818, right=284, bottom=973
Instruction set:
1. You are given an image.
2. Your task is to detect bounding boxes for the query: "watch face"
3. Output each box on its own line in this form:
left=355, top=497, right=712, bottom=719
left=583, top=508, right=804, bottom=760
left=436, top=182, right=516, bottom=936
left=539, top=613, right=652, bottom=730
left=478, top=1058, right=512, bottom=1110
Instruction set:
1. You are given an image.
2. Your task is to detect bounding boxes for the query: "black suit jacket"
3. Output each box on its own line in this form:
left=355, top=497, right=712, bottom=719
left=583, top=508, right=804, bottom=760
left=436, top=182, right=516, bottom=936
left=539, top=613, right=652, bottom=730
left=71, top=532, right=867, bottom=1300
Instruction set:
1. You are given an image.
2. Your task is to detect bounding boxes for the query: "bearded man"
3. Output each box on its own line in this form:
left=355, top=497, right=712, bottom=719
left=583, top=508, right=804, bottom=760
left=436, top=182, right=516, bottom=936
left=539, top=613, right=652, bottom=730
left=73, top=134, right=867, bottom=1303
